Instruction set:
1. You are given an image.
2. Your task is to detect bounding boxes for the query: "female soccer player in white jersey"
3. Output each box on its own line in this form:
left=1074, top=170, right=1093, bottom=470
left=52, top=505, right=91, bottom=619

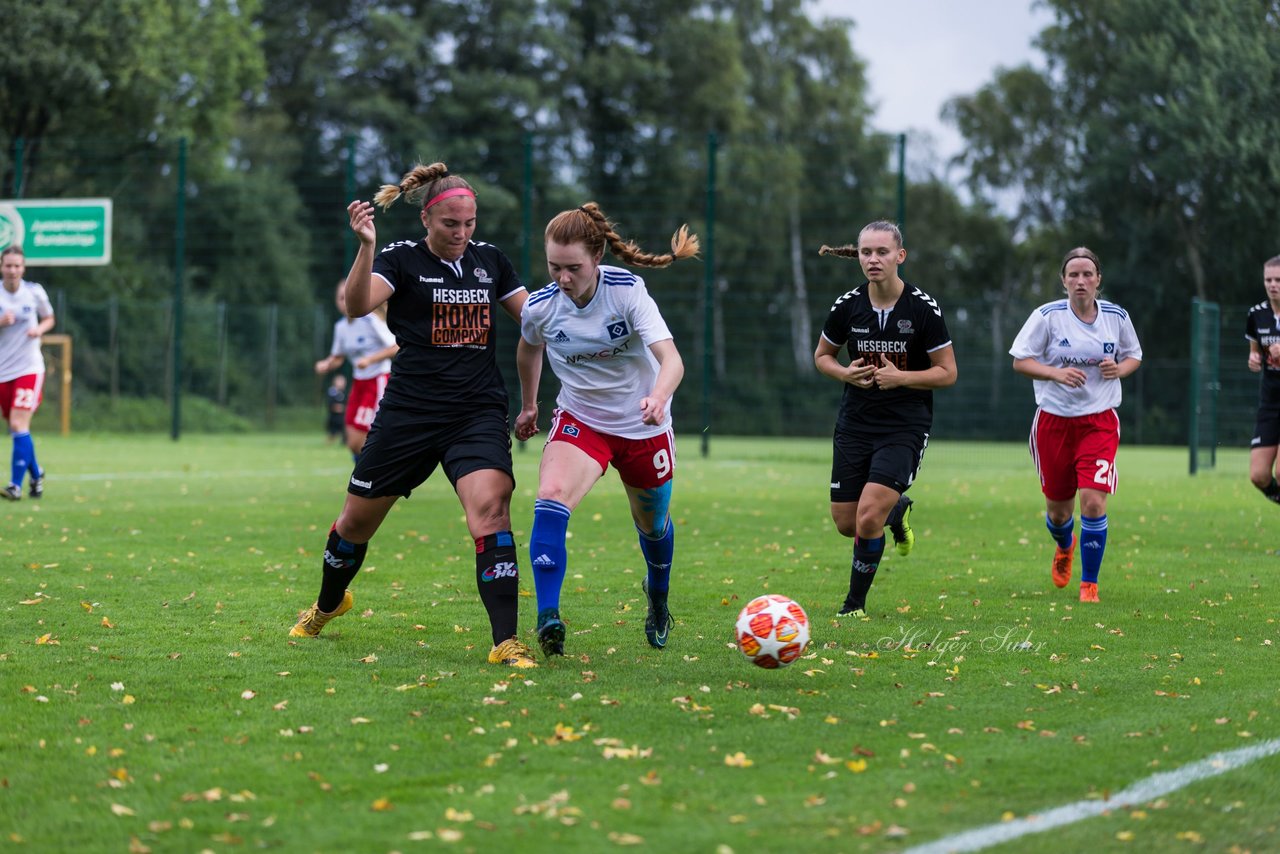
left=1009, top=246, right=1143, bottom=603
left=1244, top=255, right=1280, bottom=505
left=513, top=203, right=698, bottom=658
left=313, top=278, right=398, bottom=459
left=290, top=162, right=538, bottom=669
left=0, top=246, right=56, bottom=501
left=814, top=221, right=957, bottom=619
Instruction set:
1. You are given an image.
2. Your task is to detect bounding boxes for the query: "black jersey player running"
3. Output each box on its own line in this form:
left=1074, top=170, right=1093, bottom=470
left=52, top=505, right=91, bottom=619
left=814, top=221, right=957, bottom=618
left=290, top=161, right=537, bottom=669
left=1245, top=255, right=1280, bottom=506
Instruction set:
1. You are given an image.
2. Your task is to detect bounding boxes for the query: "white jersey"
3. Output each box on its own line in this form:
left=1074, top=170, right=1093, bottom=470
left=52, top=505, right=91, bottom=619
left=0, top=280, right=53, bottom=383
left=330, top=314, right=396, bottom=380
left=1009, top=297, right=1142, bottom=417
left=521, top=264, right=673, bottom=439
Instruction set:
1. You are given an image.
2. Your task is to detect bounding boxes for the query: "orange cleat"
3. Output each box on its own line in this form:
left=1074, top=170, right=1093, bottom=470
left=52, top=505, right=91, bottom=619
left=1079, top=581, right=1099, bottom=603
left=1051, top=536, right=1075, bottom=588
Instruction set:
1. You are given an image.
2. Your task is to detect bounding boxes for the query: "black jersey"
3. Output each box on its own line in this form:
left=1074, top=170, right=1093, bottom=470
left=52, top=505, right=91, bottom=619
left=372, top=238, right=525, bottom=411
left=1245, top=301, right=1280, bottom=407
left=820, top=281, right=952, bottom=435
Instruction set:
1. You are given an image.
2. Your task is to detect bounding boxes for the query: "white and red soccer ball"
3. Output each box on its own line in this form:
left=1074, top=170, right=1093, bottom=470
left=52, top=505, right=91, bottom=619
left=735, top=594, right=810, bottom=669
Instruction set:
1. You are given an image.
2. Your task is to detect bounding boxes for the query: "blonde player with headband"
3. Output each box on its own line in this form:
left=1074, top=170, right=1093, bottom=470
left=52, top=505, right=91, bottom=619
left=290, top=162, right=538, bottom=669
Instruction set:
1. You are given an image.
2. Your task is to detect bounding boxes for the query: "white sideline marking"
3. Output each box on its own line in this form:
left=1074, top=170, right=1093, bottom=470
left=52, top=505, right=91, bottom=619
left=904, top=738, right=1280, bottom=854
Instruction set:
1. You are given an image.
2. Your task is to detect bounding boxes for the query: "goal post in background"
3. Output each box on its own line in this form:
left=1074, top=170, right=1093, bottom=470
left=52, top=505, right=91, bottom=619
left=40, top=333, right=72, bottom=436
left=1188, top=298, right=1219, bottom=475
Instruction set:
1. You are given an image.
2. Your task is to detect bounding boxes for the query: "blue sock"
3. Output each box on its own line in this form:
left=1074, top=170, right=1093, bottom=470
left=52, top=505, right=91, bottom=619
left=1046, top=513, right=1074, bottom=550
left=530, top=499, right=571, bottom=612
left=11, top=431, right=35, bottom=486
left=638, top=516, right=674, bottom=594
left=1079, top=515, right=1108, bottom=584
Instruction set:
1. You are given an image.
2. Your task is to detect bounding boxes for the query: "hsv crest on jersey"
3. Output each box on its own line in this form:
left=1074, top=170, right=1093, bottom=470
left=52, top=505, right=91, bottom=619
left=1103, top=342, right=1115, bottom=354
left=562, top=424, right=580, bottom=437
left=606, top=320, right=630, bottom=339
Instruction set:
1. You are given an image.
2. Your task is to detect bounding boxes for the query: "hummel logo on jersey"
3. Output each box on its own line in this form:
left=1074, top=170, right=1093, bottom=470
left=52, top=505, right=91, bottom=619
left=606, top=320, right=630, bottom=339
left=419, top=275, right=445, bottom=284
left=1058, top=338, right=1071, bottom=347
left=553, top=330, right=571, bottom=343
left=533, top=553, right=556, bottom=567
left=350, top=476, right=372, bottom=489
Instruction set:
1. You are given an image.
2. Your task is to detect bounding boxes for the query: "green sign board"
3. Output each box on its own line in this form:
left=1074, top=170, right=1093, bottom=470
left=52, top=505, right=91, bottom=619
left=0, top=198, right=112, bottom=266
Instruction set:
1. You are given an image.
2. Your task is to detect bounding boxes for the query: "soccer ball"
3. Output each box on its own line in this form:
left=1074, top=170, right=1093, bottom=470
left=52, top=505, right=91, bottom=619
left=735, top=594, right=810, bottom=669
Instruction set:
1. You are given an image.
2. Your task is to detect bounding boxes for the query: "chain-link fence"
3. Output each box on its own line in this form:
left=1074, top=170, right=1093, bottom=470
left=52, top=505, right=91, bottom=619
left=4, top=134, right=1264, bottom=450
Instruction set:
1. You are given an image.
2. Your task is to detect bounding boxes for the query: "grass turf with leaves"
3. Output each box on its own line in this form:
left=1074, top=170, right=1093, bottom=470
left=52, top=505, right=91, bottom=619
left=2, top=434, right=1278, bottom=852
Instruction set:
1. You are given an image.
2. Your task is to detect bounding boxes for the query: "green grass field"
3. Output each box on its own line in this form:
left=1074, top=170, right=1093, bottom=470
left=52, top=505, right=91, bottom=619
left=2, top=434, right=1278, bottom=853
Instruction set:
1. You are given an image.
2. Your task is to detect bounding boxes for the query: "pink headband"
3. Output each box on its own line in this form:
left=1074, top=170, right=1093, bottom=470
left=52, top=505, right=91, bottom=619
left=424, top=187, right=476, bottom=210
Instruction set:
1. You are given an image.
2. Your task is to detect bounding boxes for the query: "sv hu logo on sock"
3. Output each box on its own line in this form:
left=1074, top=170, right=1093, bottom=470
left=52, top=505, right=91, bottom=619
left=482, top=561, right=519, bottom=581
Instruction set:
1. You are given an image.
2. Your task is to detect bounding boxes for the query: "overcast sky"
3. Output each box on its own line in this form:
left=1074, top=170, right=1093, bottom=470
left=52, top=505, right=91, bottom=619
left=809, top=0, right=1054, bottom=167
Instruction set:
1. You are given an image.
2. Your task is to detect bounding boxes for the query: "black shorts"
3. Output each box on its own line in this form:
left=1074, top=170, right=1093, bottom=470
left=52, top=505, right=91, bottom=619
left=1252, top=397, right=1280, bottom=447
left=830, top=428, right=928, bottom=503
left=348, top=403, right=514, bottom=499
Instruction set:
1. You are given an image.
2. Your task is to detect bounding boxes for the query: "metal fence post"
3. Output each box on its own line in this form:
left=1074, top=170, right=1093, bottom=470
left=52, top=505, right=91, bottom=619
left=171, top=137, right=187, bottom=440
left=701, top=132, right=717, bottom=458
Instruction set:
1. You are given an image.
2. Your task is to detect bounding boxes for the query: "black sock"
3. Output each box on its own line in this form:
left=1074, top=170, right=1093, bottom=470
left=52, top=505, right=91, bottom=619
left=317, top=525, right=367, bottom=612
left=846, top=535, right=885, bottom=608
left=1263, top=479, right=1280, bottom=504
left=476, top=531, right=520, bottom=645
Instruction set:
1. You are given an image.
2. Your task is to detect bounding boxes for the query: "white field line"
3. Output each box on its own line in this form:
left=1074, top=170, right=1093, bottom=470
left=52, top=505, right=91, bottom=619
left=904, top=738, right=1280, bottom=854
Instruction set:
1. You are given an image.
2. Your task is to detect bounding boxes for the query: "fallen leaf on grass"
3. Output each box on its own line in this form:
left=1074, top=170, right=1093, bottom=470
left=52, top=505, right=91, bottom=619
left=607, top=832, right=644, bottom=845
left=110, top=803, right=136, bottom=816
left=370, top=798, right=393, bottom=812
left=724, top=752, right=754, bottom=768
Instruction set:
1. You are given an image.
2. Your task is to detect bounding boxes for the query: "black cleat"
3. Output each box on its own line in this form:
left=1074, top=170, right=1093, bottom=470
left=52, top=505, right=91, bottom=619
left=536, top=607, right=566, bottom=657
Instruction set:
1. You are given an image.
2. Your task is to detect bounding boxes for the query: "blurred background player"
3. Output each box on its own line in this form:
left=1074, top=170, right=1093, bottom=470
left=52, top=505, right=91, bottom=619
left=0, top=246, right=56, bottom=501
left=514, top=203, right=696, bottom=658
left=290, top=162, right=536, bottom=669
left=314, top=278, right=398, bottom=459
left=814, top=222, right=956, bottom=619
left=325, top=373, right=348, bottom=444
left=1009, top=246, right=1142, bottom=603
left=1245, top=255, right=1280, bottom=504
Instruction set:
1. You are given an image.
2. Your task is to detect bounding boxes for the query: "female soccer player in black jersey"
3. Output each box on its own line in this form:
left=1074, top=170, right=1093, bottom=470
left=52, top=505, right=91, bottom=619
left=290, top=162, right=536, bottom=668
left=814, top=221, right=957, bottom=618
left=1246, top=255, right=1280, bottom=505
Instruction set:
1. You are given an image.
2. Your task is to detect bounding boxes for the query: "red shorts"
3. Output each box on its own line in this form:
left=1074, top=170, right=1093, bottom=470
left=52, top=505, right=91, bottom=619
left=345, top=374, right=388, bottom=431
left=1030, top=408, right=1120, bottom=501
left=0, top=373, right=44, bottom=419
left=546, top=409, right=675, bottom=489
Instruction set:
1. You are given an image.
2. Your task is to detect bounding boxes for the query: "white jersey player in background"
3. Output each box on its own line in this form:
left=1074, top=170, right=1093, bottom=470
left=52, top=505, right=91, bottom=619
left=514, top=203, right=698, bottom=658
left=0, top=246, right=56, bottom=501
left=1010, top=246, right=1142, bottom=603
left=313, top=277, right=398, bottom=458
